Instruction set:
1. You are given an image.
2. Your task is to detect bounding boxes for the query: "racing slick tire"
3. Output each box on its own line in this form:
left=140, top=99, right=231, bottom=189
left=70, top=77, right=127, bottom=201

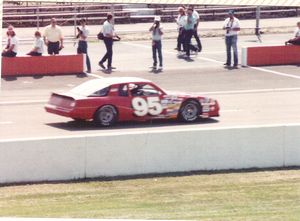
left=94, top=105, right=118, bottom=126
left=178, top=100, right=200, bottom=122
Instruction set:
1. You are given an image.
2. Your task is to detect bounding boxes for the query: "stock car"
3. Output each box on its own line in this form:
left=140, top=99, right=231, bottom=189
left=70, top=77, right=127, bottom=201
left=45, top=77, right=220, bottom=126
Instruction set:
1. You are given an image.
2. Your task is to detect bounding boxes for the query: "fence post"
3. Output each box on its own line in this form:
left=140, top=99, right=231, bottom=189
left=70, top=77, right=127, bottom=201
left=111, top=3, right=115, bottom=25
left=36, top=2, right=40, bottom=30
left=255, top=6, right=262, bottom=42
left=74, top=7, right=77, bottom=38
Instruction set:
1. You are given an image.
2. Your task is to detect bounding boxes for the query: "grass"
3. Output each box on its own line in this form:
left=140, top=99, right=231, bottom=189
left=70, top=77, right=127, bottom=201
left=0, top=169, right=300, bottom=220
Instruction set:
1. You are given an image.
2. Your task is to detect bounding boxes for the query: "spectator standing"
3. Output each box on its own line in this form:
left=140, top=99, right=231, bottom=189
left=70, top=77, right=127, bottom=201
left=223, top=10, right=240, bottom=67
left=2, top=30, right=18, bottom=57
left=27, top=31, right=44, bottom=56
left=99, top=13, right=116, bottom=71
left=190, top=6, right=202, bottom=52
left=77, top=18, right=91, bottom=73
left=149, top=16, right=163, bottom=70
left=183, top=7, right=196, bottom=58
left=43, top=18, right=64, bottom=55
left=175, top=7, right=186, bottom=52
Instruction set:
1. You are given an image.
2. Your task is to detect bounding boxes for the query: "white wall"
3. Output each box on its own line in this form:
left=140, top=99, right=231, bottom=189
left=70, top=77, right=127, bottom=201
left=0, top=124, right=300, bottom=184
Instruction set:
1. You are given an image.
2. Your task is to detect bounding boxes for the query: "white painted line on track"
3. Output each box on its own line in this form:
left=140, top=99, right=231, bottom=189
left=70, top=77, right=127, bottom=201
left=2, top=123, right=300, bottom=143
left=87, top=73, right=103, bottom=79
left=121, top=41, right=300, bottom=80
left=1, top=87, right=300, bottom=106
left=22, top=81, right=33, bottom=84
left=220, top=110, right=241, bottom=113
left=201, top=87, right=300, bottom=95
left=248, top=66, right=300, bottom=80
left=0, top=121, right=13, bottom=125
left=121, top=41, right=224, bottom=63
left=0, top=100, right=47, bottom=105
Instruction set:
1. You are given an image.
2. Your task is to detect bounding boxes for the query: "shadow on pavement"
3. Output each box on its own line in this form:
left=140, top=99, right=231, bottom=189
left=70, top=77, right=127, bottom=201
left=46, top=118, right=219, bottom=132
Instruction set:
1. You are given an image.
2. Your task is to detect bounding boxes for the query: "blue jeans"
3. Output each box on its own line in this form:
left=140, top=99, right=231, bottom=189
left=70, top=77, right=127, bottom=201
left=225, top=35, right=238, bottom=65
left=77, top=40, right=91, bottom=71
left=152, top=40, right=162, bottom=66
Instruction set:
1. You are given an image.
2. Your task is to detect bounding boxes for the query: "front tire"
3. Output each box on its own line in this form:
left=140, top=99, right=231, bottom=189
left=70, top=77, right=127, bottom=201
left=94, top=105, right=118, bottom=126
left=178, top=100, right=200, bottom=122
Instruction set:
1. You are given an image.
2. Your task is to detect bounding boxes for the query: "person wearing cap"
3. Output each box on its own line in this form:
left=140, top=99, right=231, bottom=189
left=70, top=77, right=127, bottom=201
left=76, top=18, right=91, bottom=73
left=43, top=18, right=64, bottom=55
left=223, top=10, right=240, bottom=67
left=99, top=13, right=117, bottom=71
left=149, top=16, right=163, bottom=70
left=183, top=7, right=196, bottom=58
left=175, top=6, right=186, bottom=52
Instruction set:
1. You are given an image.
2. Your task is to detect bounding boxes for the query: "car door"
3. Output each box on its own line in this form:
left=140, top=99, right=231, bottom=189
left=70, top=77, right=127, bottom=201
left=129, top=83, right=165, bottom=120
left=113, top=83, right=136, bottom=121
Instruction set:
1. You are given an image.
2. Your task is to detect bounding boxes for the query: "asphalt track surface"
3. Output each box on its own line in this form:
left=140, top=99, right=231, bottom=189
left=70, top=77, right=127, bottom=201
left=1, top=33, right=300, bottom=140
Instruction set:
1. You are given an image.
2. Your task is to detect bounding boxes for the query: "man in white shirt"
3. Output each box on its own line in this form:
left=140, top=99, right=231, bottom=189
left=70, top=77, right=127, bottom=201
left=99, top=13, right=116, bottom=71
left=2, top=30, right=18, bottom=57
left=223, top=10, right=240, bottom=67
left=43, top=18, right=64, bottom=55
left=175, top=7, right=186, bottom=51
left=77, top=18, right=91, bottom=73
left=27, top=31, right=44, bottom=56
left=191, top=6, right=202, bottom=52
left=183, top=7, right=196, bottom=57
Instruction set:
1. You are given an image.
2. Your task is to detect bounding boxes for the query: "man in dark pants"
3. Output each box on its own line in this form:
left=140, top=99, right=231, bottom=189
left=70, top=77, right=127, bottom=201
left=99, top=13, right=116, bottom=71
left=77, top=19, right=91, bottom=73
left=183, top=8, right=196, bottom=58
left=43, top=18, right=64, bottom=55
left=190, top=6, right=202, bottom=52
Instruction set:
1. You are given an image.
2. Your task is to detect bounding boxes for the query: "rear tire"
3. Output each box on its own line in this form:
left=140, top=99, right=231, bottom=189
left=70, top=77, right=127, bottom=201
left=178, top=100, right=200, bottom=122
left=94, top=105, right=118, bottom=126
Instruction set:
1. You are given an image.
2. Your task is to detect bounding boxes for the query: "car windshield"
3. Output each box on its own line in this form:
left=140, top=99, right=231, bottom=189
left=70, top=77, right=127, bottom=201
left=70, top=80, right=110, bottom=96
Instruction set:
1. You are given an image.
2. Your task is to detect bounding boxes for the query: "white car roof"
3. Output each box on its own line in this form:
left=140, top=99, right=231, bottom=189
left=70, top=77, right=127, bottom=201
left=94, top=77, right=152, bottom=85
left=69, top=77, right=152, bottom=96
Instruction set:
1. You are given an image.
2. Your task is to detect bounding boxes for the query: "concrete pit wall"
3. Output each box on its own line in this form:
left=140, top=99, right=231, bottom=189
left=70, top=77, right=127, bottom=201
left=0, top=124, right=300, bottom=184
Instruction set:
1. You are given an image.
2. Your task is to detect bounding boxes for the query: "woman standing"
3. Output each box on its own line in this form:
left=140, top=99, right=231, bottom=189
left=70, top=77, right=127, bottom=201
left=77, top=18, right=91, bottom=73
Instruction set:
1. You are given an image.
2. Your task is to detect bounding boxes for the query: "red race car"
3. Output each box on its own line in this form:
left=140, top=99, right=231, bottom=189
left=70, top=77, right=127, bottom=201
left=45, top=77, right=220, bottom=126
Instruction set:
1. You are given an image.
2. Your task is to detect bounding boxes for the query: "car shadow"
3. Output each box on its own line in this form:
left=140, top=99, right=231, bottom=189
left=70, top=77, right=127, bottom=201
left=149, top=68, right=163, bottom=74
left=46, top=118, right=219, bottom=132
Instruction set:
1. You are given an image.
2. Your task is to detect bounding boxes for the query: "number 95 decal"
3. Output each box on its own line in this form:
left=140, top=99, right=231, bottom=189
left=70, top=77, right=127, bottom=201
left=132, top=97, right=163, bottom=116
